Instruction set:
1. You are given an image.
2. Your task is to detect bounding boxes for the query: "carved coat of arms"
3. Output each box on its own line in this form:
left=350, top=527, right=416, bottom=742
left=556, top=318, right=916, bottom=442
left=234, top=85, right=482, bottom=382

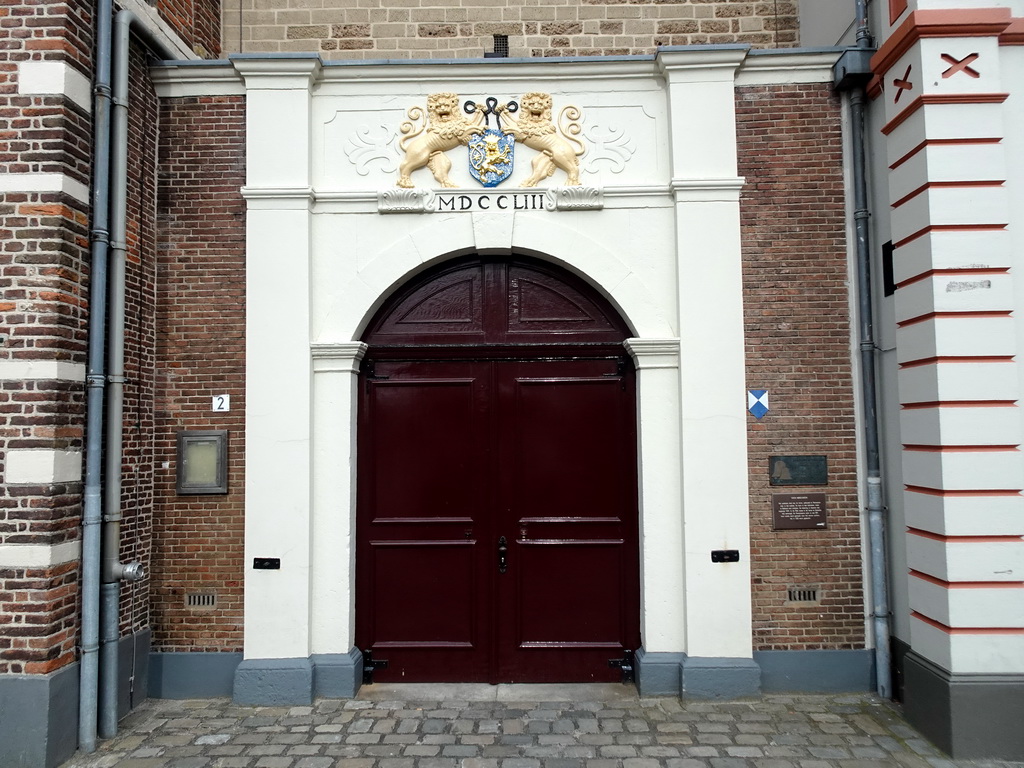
left=396, top=92, right=585, bottom=190
left=465, top=98, right=516, bottom=187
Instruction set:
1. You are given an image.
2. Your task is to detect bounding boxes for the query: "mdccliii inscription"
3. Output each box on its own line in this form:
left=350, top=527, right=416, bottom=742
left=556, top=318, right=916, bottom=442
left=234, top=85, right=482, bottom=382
left=396, top=92, right=585, bottom=190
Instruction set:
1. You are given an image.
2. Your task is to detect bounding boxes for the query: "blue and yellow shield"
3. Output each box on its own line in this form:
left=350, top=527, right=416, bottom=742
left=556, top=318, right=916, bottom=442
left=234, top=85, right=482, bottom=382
left=468, top=128, right=515, bottom=187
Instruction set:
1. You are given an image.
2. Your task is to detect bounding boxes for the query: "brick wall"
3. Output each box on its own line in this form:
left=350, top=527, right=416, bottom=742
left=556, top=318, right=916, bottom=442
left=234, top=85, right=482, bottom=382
left=0, top=0, right=92, bottom=678
left=0, top=563, right=77, bottom=674
left=737, top=83, right=866, bottom=651
left=152, top=95, right=246, bottom=652
left=222, top=0, right=798, bottom=58
left=0, top=0, right=212, bottom=682
left=117, top=46, right=161, bottom=637
left=157, top=0, right=222, bottom=58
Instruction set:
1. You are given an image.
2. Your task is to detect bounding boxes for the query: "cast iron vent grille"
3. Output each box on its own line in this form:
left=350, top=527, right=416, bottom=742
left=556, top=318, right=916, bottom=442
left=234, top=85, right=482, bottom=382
left=787, top=586, right=820, bottom=603
left=485, top=34, right=510, bottom=58
left=185, top=592, right=218, bottom=609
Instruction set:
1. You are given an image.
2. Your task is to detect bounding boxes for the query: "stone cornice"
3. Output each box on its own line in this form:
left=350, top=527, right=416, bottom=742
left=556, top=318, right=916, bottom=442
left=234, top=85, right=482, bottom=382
left=151, top=62, right=243, bottom=98
left=624, top=338, right=681, bottom=369
left=241, top=187, right=315, bottom=209
left=317, top=56, right=662, bottom=86
left=232, top=55, right=323, bottom=89
left=149, top=48, right=844, bottom=95
left=670, top=177, right=745, bottom=202
left=657, top=45, right=750, bottom=81
left=311, top=342, right=368, bottom=374
left=736, top=49, right=842, bottom=86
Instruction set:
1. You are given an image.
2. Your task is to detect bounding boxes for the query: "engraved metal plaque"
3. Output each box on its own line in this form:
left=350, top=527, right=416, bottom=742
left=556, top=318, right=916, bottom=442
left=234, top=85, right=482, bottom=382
left=769, top=455, right=827, bottom=486
left=772, top=493, right=827, bottom=530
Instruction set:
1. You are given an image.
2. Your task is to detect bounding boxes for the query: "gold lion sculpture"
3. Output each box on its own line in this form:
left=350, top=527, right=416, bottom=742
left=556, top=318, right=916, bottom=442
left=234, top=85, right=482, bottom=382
left=499, top=92, right=585, bottom=187
left=397, top=92, right=485, bottom=188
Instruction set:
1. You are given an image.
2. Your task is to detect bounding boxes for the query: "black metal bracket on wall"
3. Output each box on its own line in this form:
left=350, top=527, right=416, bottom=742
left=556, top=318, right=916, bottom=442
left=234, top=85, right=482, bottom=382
left=362, top=650, right=389, bottom=684
left=608, top=649, right=636, bottom=683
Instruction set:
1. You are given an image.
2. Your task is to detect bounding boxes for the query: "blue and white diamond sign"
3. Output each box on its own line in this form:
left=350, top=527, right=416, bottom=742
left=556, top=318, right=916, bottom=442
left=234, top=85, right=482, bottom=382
left=747, top=389, right=769, bottom=419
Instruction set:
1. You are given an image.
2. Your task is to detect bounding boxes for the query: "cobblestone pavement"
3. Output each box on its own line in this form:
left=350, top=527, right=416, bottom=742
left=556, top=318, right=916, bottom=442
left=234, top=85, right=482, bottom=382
left=60, top=684, right=1024, bottom=768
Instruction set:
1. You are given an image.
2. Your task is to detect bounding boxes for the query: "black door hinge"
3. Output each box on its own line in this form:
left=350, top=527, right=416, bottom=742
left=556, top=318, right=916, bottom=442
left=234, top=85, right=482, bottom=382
left=362, top=649, right=389, bottom=684
left=363, top=361, right=390, bottom=392
left=608, top=648, right=635, bottom=683
left=602, top=358, right=628, bottom=390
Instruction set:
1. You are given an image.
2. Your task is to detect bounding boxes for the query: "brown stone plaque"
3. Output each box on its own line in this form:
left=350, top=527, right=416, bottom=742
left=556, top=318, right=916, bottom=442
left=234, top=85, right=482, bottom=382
left=771, top=493, right=827, bottom=530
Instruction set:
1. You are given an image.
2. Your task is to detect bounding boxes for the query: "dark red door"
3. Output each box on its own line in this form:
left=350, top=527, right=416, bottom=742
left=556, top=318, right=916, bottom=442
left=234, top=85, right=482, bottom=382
left=494, top=359, right=639, bottom=682
left=358, top=360, right=493, bottom=680
left=355, top=257, right=640, bottom=683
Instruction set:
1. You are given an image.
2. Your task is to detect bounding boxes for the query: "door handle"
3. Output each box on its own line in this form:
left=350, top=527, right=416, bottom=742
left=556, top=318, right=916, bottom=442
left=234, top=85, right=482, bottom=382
left=498, top=536, right=508, bottom=574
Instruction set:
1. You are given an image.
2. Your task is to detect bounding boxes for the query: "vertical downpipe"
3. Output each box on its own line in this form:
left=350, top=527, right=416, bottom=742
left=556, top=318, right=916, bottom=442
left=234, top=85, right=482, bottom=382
left=80, top=0, right=113, bottom=753
left=850, top=0, right=892, bottom=698
left=99, top=12, right=132, bottom=740
left=86, top=5, right=176, bottom=747
left=98, top=10, right=172, bottom=738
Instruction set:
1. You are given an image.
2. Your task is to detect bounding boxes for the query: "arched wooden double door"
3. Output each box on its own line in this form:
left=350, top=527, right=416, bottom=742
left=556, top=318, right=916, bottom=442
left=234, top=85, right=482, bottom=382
left=356, top=257, right=640, bottom=683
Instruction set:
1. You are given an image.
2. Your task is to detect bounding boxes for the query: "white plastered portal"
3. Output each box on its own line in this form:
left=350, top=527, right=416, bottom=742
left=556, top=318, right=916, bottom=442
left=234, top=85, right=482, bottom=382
left=209, top=48, right=841, bottom=667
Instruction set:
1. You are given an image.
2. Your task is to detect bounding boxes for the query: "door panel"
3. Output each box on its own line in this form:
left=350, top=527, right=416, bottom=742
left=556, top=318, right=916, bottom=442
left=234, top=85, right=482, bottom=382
left=370, top=541, right=478, bottom=645
left=506, top=373, right=629, bottom=517
left=516, top=540, right=626, bottom=645
left=495, top=359, right=639, bottom=681
left=356, top=361, right=492, bottom=681
left=369, top=378, right=482, bottom=522
left=357, top=356, right=639, bottom=683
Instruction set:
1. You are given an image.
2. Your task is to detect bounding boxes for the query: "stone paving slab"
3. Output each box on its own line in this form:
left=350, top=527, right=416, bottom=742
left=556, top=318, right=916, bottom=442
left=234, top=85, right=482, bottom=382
left=59, top=687, right=1024, bottom=768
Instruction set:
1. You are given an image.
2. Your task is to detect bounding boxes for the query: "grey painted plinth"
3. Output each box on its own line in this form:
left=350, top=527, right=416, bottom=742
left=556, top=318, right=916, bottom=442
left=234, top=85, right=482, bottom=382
left=0, top=663, right=79, bottom=768
left=234, top=657, right=315, bottom=705
left=904, top=651, right=1024, bottom=760
left=681, top=656, right=761, bottom=698
left=313, top=649, right=362, bottom=698
left=755, top=649, right=874, bottom=692
left=149, top=651, right=243, bottom=698
left=151, top=651, right=363, bottom=702
left=118, top=628, right=151, bottom=717
left=634, top=649, right=685, bottom=696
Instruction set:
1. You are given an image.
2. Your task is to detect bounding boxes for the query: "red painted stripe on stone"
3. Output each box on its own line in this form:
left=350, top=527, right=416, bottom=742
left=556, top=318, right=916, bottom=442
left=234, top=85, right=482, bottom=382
left=901, top=400, right=1017, bottom=409
left=882, top=93, right=1010, bottom=136
left=898, top=355, right=1013, bottom=369
left=873, top=8, right=1013, bottom=76
left=1000, top=18, right=1024, bottom=44
left=889, top=0, right=908, bottom=26
left=890, top=138, right=1002, bottom=171
left=891, top=180, right=1004, bottom=210
left=912, top=612, right=1024, bottom=634
left=908, top=527, right=1023, bottom=543
left=892, top=223, right=1006, bottom=249
left=902, top=444, right=1019, bottom=452
left=905, top=485, right=1022, bottom=497
left=897, top=310, right=1011, bottom=328
left=910, top=570, right=1024, bottom=588
left=894, top=267, right=1007, bottom=290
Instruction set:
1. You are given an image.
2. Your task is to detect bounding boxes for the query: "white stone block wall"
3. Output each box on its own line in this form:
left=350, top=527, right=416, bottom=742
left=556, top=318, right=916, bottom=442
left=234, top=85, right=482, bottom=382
left=873, top=5, right=1024, bottom=676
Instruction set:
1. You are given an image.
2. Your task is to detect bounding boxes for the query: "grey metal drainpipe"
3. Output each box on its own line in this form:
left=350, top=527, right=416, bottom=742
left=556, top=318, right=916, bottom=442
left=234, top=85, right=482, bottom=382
left=97, top=9, right=179, bottom=739
left=833, top=1, right=891, bottom=698
left=91, top=7, right=177, bottom=742
left=80, top=0, right=114, bottom=752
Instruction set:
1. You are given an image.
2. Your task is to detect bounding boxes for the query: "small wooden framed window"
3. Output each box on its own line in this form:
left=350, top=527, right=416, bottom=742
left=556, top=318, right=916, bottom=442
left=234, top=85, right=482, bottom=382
left=176, top=430, right=228, bottom=494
